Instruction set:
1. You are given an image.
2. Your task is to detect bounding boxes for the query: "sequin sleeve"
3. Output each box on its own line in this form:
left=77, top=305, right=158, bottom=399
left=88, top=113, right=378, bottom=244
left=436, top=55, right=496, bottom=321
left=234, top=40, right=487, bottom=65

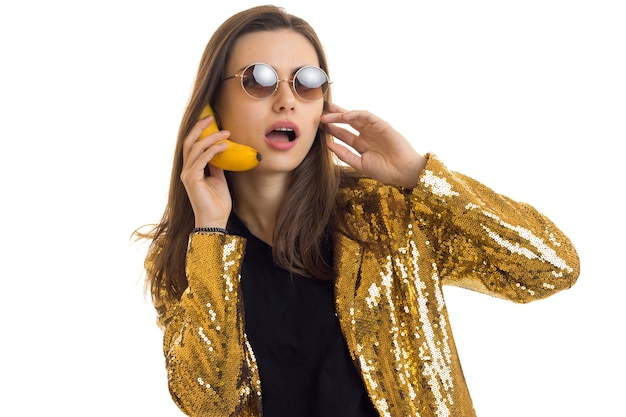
left=412, top=153, right=580, bottom=302
left=337, top=154, right=579, bottom=304
left=155, top=233, right=262, bottom=417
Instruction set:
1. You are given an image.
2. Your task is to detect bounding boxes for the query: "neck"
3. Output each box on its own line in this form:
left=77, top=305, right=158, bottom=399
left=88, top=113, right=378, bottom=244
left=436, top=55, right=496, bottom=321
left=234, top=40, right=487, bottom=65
left=229, top=171, right=291, bottom=246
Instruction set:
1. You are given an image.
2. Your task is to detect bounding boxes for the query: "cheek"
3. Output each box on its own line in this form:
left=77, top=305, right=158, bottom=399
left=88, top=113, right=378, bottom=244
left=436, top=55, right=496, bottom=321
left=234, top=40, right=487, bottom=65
left=218, top=102, right=257, bottom=139
left=305, top=117, right=321, bottom=148
left=309, top=103, right=324, bottom=134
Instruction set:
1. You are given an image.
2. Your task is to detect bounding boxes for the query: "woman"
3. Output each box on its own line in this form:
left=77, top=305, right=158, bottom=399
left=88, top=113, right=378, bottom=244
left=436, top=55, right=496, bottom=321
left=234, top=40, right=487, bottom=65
left=139, top=5, right=580, bottom=416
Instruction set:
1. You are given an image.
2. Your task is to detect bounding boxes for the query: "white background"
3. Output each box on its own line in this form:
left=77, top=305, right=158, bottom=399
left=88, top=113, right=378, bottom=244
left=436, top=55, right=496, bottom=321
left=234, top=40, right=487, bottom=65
left=1, top=1, right=624, bottom=416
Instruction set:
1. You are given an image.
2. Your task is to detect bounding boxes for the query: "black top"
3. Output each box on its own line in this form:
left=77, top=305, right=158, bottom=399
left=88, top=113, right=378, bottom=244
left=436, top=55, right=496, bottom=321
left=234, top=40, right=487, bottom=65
left=229, top=214, right=379, bottom=417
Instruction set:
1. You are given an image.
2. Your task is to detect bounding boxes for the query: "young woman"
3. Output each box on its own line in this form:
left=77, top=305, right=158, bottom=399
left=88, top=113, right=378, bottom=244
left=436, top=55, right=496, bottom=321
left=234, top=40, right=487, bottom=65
left=138, top=5, right=580, bottom=417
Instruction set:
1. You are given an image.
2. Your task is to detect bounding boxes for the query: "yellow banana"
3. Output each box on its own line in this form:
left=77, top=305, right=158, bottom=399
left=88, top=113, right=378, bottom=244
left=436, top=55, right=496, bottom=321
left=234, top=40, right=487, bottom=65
left=198, top=104, right=262, bottom=171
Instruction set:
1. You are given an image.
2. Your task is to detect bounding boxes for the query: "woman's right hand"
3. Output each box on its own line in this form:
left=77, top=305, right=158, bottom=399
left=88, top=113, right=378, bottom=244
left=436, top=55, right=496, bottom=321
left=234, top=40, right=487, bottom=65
left=180, top=115, right=232, bottom=228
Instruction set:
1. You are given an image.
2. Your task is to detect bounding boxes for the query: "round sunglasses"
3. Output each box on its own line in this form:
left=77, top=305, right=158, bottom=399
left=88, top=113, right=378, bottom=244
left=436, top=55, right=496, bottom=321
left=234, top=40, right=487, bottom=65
left=223, top=63, right=330, bottom=101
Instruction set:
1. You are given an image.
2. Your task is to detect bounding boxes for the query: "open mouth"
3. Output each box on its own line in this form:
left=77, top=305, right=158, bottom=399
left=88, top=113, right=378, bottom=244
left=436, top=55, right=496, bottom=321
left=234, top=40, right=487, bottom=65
left=266, top=127, right=297, bottom=142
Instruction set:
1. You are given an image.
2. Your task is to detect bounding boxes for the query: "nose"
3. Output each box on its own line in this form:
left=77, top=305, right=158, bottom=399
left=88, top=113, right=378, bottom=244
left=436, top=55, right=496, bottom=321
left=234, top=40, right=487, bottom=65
left=272, top=79, right=296, bottom=112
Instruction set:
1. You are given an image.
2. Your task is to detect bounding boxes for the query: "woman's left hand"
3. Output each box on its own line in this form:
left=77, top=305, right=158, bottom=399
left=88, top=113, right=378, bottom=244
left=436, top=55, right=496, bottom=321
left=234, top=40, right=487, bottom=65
left=321, top=102, right=427, bottom=188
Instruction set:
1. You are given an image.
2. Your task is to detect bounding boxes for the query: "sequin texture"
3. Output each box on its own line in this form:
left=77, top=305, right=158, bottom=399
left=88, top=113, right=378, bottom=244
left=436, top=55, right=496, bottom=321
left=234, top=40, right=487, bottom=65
left=150, top=154, right=579, bottom=416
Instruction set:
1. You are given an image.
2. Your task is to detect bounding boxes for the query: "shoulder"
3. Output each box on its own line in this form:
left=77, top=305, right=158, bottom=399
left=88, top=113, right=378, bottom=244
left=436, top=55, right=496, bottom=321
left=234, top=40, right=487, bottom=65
left=335, top=170, right=414, bottom=243
left=337, top=170, right=410, bottom=207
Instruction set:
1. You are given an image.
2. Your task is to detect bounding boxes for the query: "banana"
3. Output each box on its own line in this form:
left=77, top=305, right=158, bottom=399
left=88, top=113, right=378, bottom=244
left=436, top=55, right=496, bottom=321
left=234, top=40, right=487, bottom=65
left=198, top=104, right=262, bottom=171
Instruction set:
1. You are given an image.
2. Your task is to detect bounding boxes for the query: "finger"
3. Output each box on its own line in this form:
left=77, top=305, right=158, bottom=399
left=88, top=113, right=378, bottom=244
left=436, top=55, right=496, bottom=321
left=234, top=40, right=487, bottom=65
left=340, top=109, right=375, bottom=122
left=327, top=141, right=363, bottom=171
left=321, top=102, right=352, bottom=123
left=325, top=123, right=359, bottom=148
left=324, top=101, right=348, bottom=114
left=182, top=117, right=213, bottom=161
left=338, top=110, right=380, bottom=131
left=320, top=112, right=346, bottom=125
left=322, top=109, right=375, bottom=132
left=183, top=116, right=230, bottom=155
left=181, top=141, right=228, bottom=183
left=184, top=127, right=230, bottom=167
left=187, top=116, right=215, bottom=145
left=194, top=141, right=228, bottom=172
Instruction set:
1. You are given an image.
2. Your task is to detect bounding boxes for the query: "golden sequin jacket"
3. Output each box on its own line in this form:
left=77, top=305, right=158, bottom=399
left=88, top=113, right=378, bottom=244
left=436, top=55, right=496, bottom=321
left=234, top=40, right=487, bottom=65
left=153, top=154, right=580, bottom=417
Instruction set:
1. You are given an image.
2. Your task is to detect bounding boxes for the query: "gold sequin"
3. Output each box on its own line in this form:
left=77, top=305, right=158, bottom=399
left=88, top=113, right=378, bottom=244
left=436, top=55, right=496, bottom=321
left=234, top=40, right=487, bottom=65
left=152, top=154, right=579, bottom=416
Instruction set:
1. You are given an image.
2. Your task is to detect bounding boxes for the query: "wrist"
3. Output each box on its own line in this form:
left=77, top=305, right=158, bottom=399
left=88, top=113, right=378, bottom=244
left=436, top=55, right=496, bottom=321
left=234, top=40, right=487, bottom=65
left=193, top=226, right=228, bottom=235
left=194, top=215, right=229, bottom=230
left=194, top=216, right=229, bottom=233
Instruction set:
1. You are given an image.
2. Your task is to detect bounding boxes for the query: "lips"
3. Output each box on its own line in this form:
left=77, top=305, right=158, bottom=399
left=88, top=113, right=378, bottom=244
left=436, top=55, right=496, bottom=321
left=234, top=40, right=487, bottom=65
left=266, top=127, right=296, bottom=142
left=264, top=121, right=300, bottom=150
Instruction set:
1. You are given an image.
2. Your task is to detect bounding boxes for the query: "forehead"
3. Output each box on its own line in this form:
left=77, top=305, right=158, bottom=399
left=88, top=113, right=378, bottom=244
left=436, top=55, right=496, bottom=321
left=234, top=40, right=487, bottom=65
left=227, top=29, right=319, bottom=72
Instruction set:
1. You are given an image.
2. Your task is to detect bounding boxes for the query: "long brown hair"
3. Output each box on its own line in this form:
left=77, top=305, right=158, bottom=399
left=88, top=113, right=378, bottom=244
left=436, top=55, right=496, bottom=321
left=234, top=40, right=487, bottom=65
left=135, top=5, right=341, bottom=304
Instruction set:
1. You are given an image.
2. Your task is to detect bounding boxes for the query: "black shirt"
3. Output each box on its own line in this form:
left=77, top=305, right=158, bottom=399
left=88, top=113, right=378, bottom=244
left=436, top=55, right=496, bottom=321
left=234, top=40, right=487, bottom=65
left=229, top=214, right=379, bottom=417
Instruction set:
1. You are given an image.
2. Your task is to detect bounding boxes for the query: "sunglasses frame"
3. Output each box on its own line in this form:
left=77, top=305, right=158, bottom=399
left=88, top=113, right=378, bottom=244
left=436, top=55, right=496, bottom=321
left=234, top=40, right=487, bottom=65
left=223, top=62, right=331, bottom=101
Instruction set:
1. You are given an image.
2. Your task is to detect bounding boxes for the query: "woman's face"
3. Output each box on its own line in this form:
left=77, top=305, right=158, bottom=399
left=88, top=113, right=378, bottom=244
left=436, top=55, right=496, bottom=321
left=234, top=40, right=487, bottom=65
left=215, top=29, right=325, bottom=174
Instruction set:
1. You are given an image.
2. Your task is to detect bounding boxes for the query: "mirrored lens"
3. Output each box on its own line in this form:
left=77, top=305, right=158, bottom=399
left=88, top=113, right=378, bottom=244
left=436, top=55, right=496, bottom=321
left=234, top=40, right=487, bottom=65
left=294, top=66, right=329, bottom=100
left=242, top=64, right=278, bottom=98
left=239, top=63, right=329, bottom=100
